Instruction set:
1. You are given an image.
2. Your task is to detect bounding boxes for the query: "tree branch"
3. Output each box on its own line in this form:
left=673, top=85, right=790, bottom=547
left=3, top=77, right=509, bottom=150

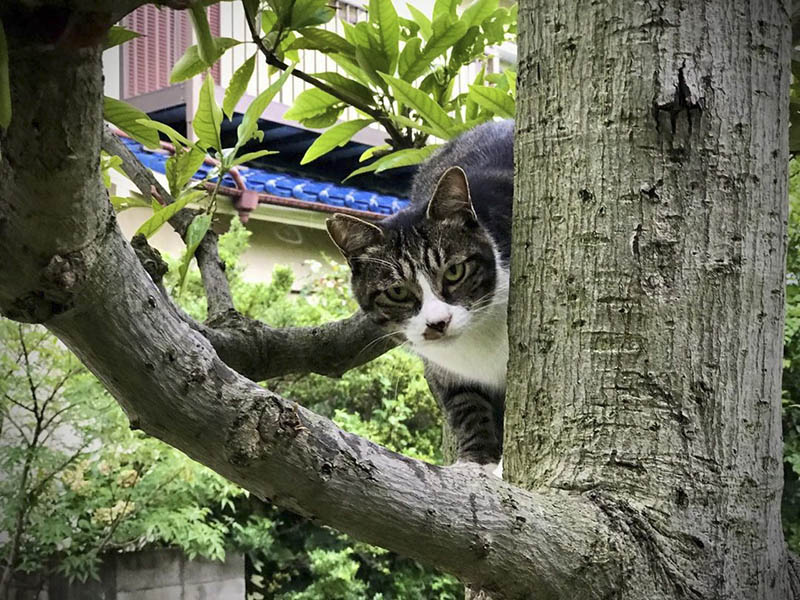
left=44, top=231, right=622, bottom=599
left=101, top=127, right=399, bottom=377
left=198, top=310, right=399, bottom=380
left=0, top=26, right=627, bottom=599
left=101, top=127, right=236, bottom=318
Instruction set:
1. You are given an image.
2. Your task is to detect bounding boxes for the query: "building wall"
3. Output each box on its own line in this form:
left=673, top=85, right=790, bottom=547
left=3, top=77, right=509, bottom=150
left=9, top=548, right=245, bottom=600
left=116, top=208, right=343, bottom=288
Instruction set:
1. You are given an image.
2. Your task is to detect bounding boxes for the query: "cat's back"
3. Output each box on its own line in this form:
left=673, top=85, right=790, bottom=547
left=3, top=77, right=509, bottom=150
left=409, top=120, right=514, bottom=259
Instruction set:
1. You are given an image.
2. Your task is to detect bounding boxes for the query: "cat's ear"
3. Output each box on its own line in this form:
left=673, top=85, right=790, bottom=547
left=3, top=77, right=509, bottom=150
left=426, top=166, right=477, bottom=222
left=326, top=214, right=384, bottom=259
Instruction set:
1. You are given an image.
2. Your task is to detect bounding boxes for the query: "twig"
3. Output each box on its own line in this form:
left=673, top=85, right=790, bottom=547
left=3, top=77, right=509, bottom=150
left=101, top=127, right=235, bottom=317
left=0, top=411, right=30, bottom=446
left=17, top=325, right=39, bottom=415
left=2, top=393, right=35, bottom=414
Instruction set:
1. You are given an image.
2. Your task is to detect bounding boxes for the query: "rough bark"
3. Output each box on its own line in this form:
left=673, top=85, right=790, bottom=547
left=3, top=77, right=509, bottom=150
left=506, top=0, right=793, bottom=598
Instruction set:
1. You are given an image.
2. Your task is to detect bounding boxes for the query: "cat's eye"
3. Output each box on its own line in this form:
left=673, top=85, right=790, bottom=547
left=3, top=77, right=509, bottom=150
left=443, top=262, right=466, bottom=283
left=385, top=284, right=411, bottom=302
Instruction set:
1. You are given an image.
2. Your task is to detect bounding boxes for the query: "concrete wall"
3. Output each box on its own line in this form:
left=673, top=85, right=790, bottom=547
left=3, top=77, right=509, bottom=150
left=9, top=549, right=245, bottom=600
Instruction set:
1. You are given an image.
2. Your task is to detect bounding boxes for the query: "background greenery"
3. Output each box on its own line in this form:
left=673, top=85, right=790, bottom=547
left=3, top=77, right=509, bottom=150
left=0, top=222, right=459, bottom=598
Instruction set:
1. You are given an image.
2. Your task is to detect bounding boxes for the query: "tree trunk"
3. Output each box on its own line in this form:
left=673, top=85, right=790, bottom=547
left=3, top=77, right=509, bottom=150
left=505, top=0, right=792, bottom=598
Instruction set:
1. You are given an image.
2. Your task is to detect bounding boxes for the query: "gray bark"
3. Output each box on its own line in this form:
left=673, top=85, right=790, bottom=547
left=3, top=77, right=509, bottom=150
left=506, top=0, right=793, bottom=598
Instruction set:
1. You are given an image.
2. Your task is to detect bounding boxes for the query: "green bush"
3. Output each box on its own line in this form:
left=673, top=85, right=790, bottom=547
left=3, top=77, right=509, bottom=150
left=783, top=160, right=800, bottom=551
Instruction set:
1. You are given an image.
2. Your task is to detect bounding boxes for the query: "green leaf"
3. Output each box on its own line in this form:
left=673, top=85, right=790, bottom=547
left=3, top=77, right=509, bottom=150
left=284, top=87, right=340, bottom=122
left=359, top=144, right=390, bottom=162
left=465, top=65, right=485, bottom=121
left=291, top=28, right=355, bottom=56
left=170, top=38, right=240, bottom=83
left=467, top=84, right=516, bottom=119
left=135, top=190, right=206, bottom=238
left=398, top=38, right=422, bottom=82
left=312, top=72, right=375, bottom=106
left=342, top=21, right=371, bottom=48
left=345, top=145, right=440, bottom=180
left=461, top=0, right=497, bottom=30
left=291, top=0, right=335, bottom=28
left=223, top=54, right=256, bottom=118
left=328, top=54, right=375, bottom=88
left=449, top=116, right=491, bottom=136
left=432, top=0, right=458, bottom=25
left=406, top=4, right=432, bottom=40
left=504, top=70, right=517, bottom=97
left=302, top=106, right=344, bottom=128
left=389, top=114, right=440, bottom=138
left=135, top=119, right=193, bottom=148
left=193, top=75, right=223, bottom=152
left=355, top=46, right=388, bottom=91
left=368, top=0, right=400, bottom=75
left=448, top=24, right=481, bottom=69
left=104, top=25, right=141, bottom=50
left=110, top=195, right=151, bottom=212
left=103, top=97, right=160, bottom=149
left=189, top=5, right=216, bottom=66
left=236, top=65, right=294, bottom=148
left=178, top=213, right=213, bottom=295
left=399, top=17, right=420, bottom=40
left=230, top=149, right=278, bottom=167
left=301, top=119, right=371, bottom=164
left=166, top=147, right=207, bottom=197
left=379, top=74, right=455, bottom=138
left=400, top=21, right=467, bottom=82
left=0, top=18, right=9, bottom=129
left=261, top=10, right=278, bottom=34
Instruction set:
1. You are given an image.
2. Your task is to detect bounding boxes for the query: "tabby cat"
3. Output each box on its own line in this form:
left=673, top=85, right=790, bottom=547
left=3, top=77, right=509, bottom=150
left=326, top=120, right=513, bottom=472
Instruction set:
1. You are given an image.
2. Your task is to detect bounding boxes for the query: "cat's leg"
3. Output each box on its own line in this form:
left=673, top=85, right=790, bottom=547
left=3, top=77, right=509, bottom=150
left=425, top=364, right=502, bottom=466
left=443, top=389, right=502, bottom=464
left=491, top=459, right=503, bottom=478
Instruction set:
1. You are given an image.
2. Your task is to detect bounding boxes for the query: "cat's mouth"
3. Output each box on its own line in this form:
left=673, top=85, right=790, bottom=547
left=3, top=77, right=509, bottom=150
left=419, top=329, right=459, bottom=344
left=423, top=329, right=446, bottom=341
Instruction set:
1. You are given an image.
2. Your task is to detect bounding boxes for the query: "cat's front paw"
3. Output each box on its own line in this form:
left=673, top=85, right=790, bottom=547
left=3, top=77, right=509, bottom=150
left=452, top=458, right=503, bottom=478
left=490, top=458, right=503, bottom=478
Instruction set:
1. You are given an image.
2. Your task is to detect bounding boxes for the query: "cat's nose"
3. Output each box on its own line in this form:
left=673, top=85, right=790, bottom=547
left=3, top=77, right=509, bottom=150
left=424, top=316, right=451, bottom=339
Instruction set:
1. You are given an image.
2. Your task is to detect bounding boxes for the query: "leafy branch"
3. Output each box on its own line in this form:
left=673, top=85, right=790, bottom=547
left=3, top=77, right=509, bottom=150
left=241, top=0, right=411, bottom=149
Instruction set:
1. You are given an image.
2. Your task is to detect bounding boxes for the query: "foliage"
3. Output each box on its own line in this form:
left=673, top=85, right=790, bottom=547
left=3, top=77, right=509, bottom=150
left=783, top=161, right=800, bottom=552
left=0, top=223, right=459, bottom=597
left=0, top=321, right=243, bottom=584
left=103, top=0, right=516, bottom=188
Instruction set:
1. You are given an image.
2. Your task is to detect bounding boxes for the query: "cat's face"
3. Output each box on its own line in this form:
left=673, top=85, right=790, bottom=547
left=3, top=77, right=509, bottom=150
left=327, top=167, right=501, bottom=349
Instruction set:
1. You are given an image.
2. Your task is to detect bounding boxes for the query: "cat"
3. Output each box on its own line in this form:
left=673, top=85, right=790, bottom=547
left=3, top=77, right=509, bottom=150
left=326, top=119, right=513, bottom=473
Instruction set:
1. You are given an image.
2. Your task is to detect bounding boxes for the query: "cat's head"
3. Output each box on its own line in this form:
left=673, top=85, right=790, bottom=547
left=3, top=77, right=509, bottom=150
left=326, top=167, right=503, bottom=348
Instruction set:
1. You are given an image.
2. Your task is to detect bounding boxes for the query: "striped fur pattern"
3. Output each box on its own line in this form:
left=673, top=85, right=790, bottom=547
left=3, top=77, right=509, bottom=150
left=327, top=120, right=514, bottom=466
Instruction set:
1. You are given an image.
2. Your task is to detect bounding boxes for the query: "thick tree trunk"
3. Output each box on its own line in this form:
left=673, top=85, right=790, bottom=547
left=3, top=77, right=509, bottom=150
left=506, top=0, right=792, bottom=598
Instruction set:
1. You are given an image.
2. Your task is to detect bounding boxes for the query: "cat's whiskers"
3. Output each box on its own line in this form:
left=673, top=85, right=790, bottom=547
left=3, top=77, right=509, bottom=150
left=353, top=256, right=397, bottom=270
left=354, top=328, right=405, bottom=359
